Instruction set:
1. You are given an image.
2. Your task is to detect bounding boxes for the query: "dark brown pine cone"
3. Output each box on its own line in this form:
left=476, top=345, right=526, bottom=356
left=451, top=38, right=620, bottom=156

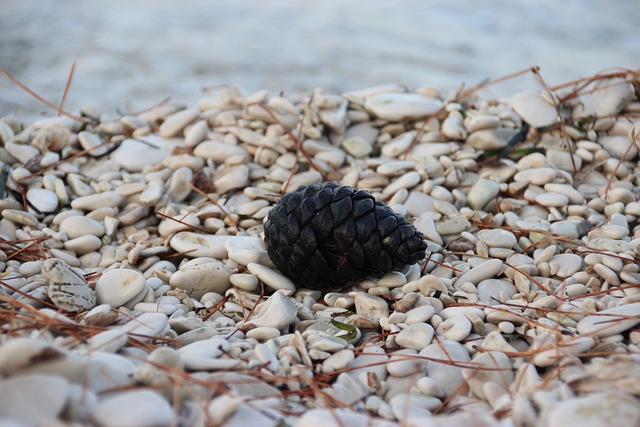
left=263, top=182, right=427, bottom=290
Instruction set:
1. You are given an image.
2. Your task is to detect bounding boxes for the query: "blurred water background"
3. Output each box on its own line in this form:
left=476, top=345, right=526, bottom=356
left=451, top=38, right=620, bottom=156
left=1, top=0, right=639, bottom=120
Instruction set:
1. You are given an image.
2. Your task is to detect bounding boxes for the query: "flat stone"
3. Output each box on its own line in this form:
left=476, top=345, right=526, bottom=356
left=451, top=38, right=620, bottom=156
left=455, top=259, right=504, bottom=286
left=96, top=268, right=147, bottom=308
left=543, top=393, right=640, bottom=427
left=414, top=213, right=443, bottom=245
left=436, top=314, right=472, bottom=342
left=70, top=191, right=124, bottom=211
left=91, top=389, right=172, bottom=427
left=193, top=140, right=249, bottom=163
left=169, top=257, right=231, bottom=298
left=477, top=229, right=517, bottom=248
left=462, top=351, right=514, bottom=400
left=159, top=108, right=199, bottom=137
left=420, top=340, right=470, bottom=397
left=511, top=90, right=558, bottom=127
left=548, top=253, right=583, bottom=278
left=169, top=232, right=232, bottom=259
left=43, top=258, right=96, bottom=312
left=477, top=279, right=517, bottom=305
left=577, top=302, right=640, bottom=337
left=246, top=290, right=298, bottom=330
left=364, top=93, right=442, bottom=121
left=395, top=323, right=435, bottom=351
left=436, top=216, right=471, bottom=235
left=466, top=128, right=519, bottom=150
left=26, top=188, right=59, bottom=213
left=59, top=215, right=105, bottom=239
left=579, top=77, right=635, bottom=118
left=354, top=292, right=389, bottom=320
left=111, top=136, right=179, bottom=172
left=247, top=262, right=296, bottom=294
left=467, top=178, right=500, bottom=210
left=0, top=374, right=70, bottom=425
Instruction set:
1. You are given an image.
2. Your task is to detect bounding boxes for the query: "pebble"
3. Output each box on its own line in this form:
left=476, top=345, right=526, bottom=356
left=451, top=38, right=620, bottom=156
left=577, top=302, right=640, bottom=337
left=364, top=92, right=442, bottom=121
left=395, top=323, right=435, bottom=351
left=42, top=258, right=96, bottom=312
left=71, top=191, right=124, bottom=210
left=26, top=188, right=59, bottom=213
left=91, top=389, right=173, bottom=427
left=543, top=393, right=640, bottom=427
left=511, top=90, right=558, bottom=127
left=245, top=290, right=298, bottom=330
left=0, top=374, right=70, bottom=425
left=455, top=259, right=504, bottom=286
left=354, top=292, right=389, bottom=320
left=436, top=314, right=472, bottom=342
left=420, top=340, right=470, bottom=397
left=467, top=178, right=500, bottom=210
left=59, top=215, right=105, bottom=239
left=169, top=232, right=231, bottom=259
left=247, top=262, right=296, bottom=294
left=169, top=257, right=232, bottom=298
left=96, top=268, right=147, bottom=308
left=477, top=229, right=517, bottom=248
left=111, top=137, right=178, bottom=172
left=462, top=351, right=513, bottom=400
left=466, top=128, right=519, bottom=150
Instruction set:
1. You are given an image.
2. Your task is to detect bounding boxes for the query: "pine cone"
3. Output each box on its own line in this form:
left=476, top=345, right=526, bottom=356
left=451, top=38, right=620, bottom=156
left=264, top=182, right=427, bottom=290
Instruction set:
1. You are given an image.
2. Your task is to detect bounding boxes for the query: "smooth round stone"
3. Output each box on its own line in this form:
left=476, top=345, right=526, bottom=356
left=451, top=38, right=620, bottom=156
left=511, top=90, right=558, bottom=127
left=322, top=349, right=355, bottom=373
left=386, top=348, right=424, bottom=377
left=2, top=208, right=38, bottom=227
left=466, top=128, right=519, bottom=150
left=43, top=258, right=96, bottom=312
left=169, top=257, right=232, bottom=298
left=395, top=323, right=435, bottom=351
left=513, top=167, right=557, bottom=185
left=467, top=179, right=500, bottom=210
left=120, top=313, right=168, bottom=341
left=577, top=302, right=640, bottom=338
left=59, top=215, right=105, bottom=239
left=96, top=268, right=147, bottom=308
left=91, top=389, right=172, bottom=427
left=78, top=131, right=109, bottom=156
left=478, top=229, right=517, bottom=248
left=544, top=393, right=640, bottom=427
left=229, top=273, right=259, bottom=292
left=159, top=108, right=199, bottom=138
left=462, top=351, right=514, bottom=400
left=26, top=188, right=59, bottom=213
left=245, top=327, right=281, bottom=341
left=193, top=140, right=249, bottom=163
left=295, top=409, right=377, bottom=427
left=64, top=235, right=102, bottom=255
left=157, top=212, right=200, bottom=237
left=477, top=279, right=517, bottom=306
left=414, top=213, right=443, bottom=245
left=215, top=165, right=250, bottom=195
left=455, top=259, right=504, bottom=286
left=225, top=236, right=273, bottom=267
left=436, top=314, right=472, bottom=342
left=549, top=220, right=579, bottom=239
left=599, top=134, right=638, bottom=160
left=342, top=136, right=372, bottom=158
left=404, top=304, right=436, bottom=324
left=419, top=340, right=470, bottom=397
left=0, top=374, right=70, bottom=425
left=111, top=136, right=179, bottom=172
left=169, top=232, right=232, bottom=259
left=580, top=77, right=635, bottom=117
left=354, top=292, right=389, bottom=320
left=364, top=92, right=442, bottom=121
left=87, top=329, right=128, bottom=353
left=247, top=263, right=296, bottom=294
left=436, top=216, right=471, bottom=235
left=548, top=253, right=583, bottom=278
left=346, top=345, right=389, bottom=391
left=245, top=290, right=298, bottom=330
left=377, top=271, right=407, bottom=288
left=535, top=192, right=569, bottom=207
left=532, top=336, right=596, bottom=367
left=70, top=192, right=124, bottom=211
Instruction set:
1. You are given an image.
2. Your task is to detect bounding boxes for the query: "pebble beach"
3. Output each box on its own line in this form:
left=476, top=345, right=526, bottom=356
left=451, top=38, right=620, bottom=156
left=0, top=68, right=639, bottom=427
left=2, top=1, right=640, bottom=426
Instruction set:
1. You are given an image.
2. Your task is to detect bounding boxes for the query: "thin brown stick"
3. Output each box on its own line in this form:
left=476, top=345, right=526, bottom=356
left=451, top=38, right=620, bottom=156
left=58, top=61, right=76, bottom=117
